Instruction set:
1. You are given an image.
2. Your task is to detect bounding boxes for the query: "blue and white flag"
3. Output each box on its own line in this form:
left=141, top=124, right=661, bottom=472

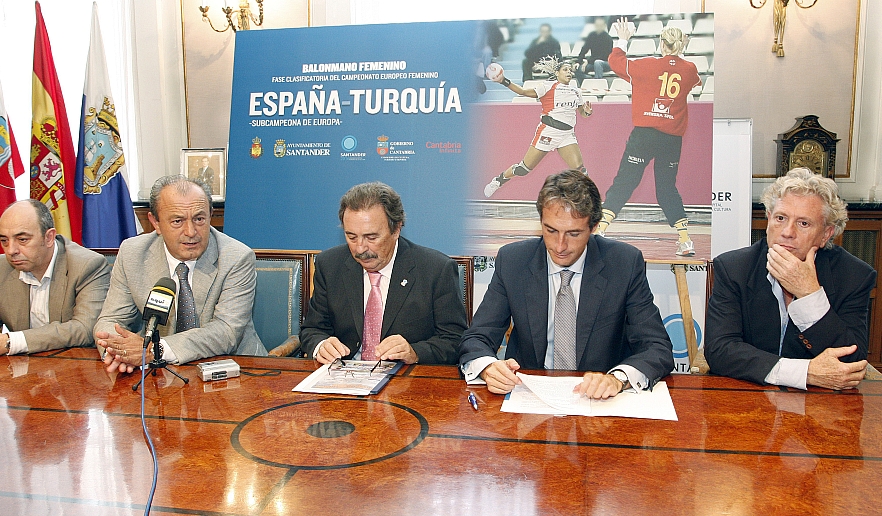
left=75, top=2, right=138, bottom=248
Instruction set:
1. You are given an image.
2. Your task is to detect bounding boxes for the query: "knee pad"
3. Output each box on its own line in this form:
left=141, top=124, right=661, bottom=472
left=512, top=162, right=531, bottom=176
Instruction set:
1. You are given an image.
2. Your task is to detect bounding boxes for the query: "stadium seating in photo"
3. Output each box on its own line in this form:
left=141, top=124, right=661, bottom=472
left=482, top=14, right=715, bottom=104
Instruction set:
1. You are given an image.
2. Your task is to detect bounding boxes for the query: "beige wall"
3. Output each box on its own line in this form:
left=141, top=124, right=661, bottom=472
left=706, top=0, right=859, bottom=184
left=182, top=0, right=309, bottom=148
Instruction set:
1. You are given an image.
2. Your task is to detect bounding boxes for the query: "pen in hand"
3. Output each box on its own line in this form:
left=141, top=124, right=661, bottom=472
left=468, top=392, right=479, bottom=411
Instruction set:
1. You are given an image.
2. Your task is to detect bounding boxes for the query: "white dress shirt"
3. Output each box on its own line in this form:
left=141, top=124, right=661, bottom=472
left=762, top=273, right=830, bottom=390
left=314, top=240, right=399, bottom=359
left=157, top=246, right=198, bottom=364
left=463, top=246, right=649, bottom=391
left=6, top=244, right=60, bottom=355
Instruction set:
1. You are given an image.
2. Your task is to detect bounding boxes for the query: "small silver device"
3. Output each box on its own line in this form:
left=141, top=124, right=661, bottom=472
left=196, top=359, right=240, bottom=382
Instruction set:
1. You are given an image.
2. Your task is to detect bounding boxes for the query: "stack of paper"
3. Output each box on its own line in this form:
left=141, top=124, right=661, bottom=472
left=501, top=373, right=678, bottom=421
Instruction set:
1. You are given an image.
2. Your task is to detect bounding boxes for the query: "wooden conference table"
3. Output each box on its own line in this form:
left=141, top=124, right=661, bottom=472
left=0, top=348, right=879, bottom=515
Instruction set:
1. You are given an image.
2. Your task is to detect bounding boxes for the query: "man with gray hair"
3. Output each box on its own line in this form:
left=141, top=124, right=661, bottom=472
left=706, top=168, right=875, bottom=390
left=300, top=182, right=467, bottom=365
left=95, top=175, right=265, bottom=374
left=459, top=170, right=673, bottom=398
left=0, top=199, right=110, bottom=353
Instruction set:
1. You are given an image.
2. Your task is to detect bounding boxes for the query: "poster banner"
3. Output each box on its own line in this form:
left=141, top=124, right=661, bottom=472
left=225, top=21, right=479, bottom=255
left=711, top=118, right=752, bottom=258
left=225, top=13, right=714, bottom=261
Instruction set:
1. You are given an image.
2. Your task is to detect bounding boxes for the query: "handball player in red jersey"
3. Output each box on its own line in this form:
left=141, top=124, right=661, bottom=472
left=483, top=56, right=593, bottom=197
left=596, top=17, right=702, bottom=257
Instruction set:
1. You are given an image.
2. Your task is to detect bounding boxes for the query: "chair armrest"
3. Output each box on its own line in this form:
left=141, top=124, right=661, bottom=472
left=268, top=335, right=302, bottom=357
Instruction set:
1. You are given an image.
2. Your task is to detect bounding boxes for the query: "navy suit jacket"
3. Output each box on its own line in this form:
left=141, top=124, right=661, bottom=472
left=299, top=237, right=467, bottom=364
left=706, top=239, right=876, bottom=384
left=459, top=237, right=674, bottom=386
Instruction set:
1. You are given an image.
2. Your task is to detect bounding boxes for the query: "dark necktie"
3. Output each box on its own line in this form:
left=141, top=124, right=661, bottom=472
left=175, top=262, right=198, bottom=333
left=553, top=269, right=577, bottom=370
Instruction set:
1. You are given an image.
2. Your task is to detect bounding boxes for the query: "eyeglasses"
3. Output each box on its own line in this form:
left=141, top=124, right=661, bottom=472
left=328, top=358, right=389, bottom=377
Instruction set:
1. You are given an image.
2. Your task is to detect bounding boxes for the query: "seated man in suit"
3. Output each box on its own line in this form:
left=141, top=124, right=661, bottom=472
left=300, top=182, right=467, bottom=365
left=95, top=176, right=265, bottom=373
left=459, top=170, right=674, bottom=398
left=0, top=199, right=110, bottom=354
left=706, top=168, right=875, bottom=390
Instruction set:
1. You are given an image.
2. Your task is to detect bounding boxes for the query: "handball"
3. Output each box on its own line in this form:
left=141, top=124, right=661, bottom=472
left=485, top=63, right=505, bottom=82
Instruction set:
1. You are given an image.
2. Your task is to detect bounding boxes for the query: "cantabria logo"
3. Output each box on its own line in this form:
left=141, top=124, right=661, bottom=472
left=425, top=141, right=461, bottom=154
left=376, top=135, right=389, bottom=156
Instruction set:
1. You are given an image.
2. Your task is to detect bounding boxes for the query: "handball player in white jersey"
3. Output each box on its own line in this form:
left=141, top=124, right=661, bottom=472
left=483, top=56, right=593, bottom=197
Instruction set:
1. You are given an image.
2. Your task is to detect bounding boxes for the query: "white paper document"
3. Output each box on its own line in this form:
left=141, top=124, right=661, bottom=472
left=501, top=373, right=678, bottom=421
left=516, top=373, right=591, bottom=415
left=293, top=360, right=402, bottom=396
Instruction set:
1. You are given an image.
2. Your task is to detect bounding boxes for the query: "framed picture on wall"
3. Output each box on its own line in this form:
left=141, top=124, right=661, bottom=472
left=181, top=148, right=225, bottom=201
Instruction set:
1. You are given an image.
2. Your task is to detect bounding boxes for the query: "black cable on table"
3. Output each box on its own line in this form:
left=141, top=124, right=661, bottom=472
left=139, top=347, right=159, bottom=515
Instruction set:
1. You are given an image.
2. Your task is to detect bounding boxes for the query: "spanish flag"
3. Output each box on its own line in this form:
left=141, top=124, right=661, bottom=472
left=30, top=1, right=81, bottom=243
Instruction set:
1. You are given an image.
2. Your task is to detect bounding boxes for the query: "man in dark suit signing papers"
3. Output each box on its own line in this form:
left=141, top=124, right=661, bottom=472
left=300, top=182, right=467, bottom=365
left=706, top=168, right=875, bottom=390
left=459, top=170, right=673, bottom=398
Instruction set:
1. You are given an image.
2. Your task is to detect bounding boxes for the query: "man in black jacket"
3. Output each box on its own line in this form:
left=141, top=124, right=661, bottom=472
left=300, top=182, right=467, bottom=365
left=706, top=168, right=875, bottom=390
left=577, top=18, right=613, bottom=83
left=522, top=23, right=562, bottom=81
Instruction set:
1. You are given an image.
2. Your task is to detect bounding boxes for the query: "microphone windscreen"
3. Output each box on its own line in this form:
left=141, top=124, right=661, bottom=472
left=154, top=277, right=177, bottom=295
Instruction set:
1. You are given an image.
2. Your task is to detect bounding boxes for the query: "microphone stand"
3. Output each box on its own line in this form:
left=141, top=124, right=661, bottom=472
left=132, top=329, right=190, bottom=392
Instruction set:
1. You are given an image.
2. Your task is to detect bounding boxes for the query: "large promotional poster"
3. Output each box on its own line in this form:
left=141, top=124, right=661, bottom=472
left=225, top=20, right=479, bottom=254
left=226, top=13, right=715, bottom=261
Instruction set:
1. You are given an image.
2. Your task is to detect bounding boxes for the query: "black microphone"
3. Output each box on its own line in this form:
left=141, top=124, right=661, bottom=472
left=143, top=278, right=176, bottom=345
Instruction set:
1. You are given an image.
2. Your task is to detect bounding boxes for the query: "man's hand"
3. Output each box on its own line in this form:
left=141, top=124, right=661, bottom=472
left=97, top=324, right=148, bottom=374
left=767, top=244, right=822, bottom=299
left=614, top=17, right=632, bottom=41
left=807, top=345, right=867, bottom=390
left=0, top=333, right=9, bottom=355
left=574, top=372, right=623, bottom=400
left=480, top=359, right=521, bottom=394
left=315, top=337, right=350, bottom=365
left=376, top=335, right=418, bottom=364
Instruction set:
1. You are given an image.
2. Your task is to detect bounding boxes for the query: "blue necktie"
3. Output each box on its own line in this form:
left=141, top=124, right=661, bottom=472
left=175, top=262, right=198, bottom=333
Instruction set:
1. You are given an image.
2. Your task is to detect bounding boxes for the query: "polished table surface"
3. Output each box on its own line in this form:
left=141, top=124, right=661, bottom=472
left=1, top=348, right=879, bottom=516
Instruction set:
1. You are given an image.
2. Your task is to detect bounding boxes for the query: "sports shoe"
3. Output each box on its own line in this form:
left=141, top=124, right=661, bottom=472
left=484, top=175, right=509, bottom=198
left=675, top=239, right=695, bottom=257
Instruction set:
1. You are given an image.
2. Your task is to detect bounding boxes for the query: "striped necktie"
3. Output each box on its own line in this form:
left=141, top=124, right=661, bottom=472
left=553, top=269, right=577, bottom=370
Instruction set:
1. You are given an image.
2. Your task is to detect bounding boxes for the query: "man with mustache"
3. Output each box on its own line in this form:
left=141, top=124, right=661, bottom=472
left=300, top=182, right=467, bottom=365
left=95, top=175, right=265, bottom=373
left=706, top=168, right=875, bottom=390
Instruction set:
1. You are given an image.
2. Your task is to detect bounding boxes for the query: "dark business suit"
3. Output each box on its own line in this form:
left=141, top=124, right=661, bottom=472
left=706, top=239, right=876, bottom=385
left=300, top=237, right=467, bottom=364
left=459, top=237, right=674, bottom=386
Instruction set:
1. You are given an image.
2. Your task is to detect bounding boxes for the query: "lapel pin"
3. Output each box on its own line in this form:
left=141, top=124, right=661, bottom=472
left=401, top=279, right=408, bottom=286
